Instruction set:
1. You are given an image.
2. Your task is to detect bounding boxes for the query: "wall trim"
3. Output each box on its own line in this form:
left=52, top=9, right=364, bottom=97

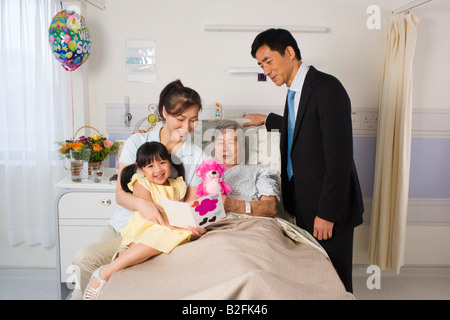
left=352, top=107, right=450, bottom=138
left=362, top=197, right=450, bottom=226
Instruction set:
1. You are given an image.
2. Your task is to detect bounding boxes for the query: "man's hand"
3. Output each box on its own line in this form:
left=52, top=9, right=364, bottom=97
left=313, top=216, right=334, bottom=240
left=242, top=113, right=267, bottom=127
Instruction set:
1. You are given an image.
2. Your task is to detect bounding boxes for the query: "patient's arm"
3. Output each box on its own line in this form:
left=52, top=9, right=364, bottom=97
left=115, top=163, right=168, bottom=226
left=222, top=195, right=277, bottom=217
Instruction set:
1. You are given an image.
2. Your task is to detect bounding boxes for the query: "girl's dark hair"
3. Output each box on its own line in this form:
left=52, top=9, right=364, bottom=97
left=120, top=141, right=185, bottom=193
left=158, top=80, right=202, bottom=121
left=251, top=28, right=302, bottom=61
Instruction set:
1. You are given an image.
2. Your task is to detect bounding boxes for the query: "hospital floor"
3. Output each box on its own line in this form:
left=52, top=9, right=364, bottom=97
left=0, top=266, right=449, bottom=300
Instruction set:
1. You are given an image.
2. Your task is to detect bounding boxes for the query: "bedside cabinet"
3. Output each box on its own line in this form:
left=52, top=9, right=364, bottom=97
left=55, top=168, right=118, bottom=299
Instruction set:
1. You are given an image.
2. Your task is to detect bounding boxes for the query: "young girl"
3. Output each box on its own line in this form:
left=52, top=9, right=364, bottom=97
left=83, top=141, right=196, bottom=300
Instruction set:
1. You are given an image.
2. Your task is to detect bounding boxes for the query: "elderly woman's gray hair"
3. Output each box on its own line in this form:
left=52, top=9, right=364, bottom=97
left=214, top=120, right=246, bottom=144
left=215, top=119, right=244, bottom=133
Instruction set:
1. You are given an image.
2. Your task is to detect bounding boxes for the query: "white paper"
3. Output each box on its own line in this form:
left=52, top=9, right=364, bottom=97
left=159, top=199, right=196, bottom=228
left=160, top=193, right=226, bottom=229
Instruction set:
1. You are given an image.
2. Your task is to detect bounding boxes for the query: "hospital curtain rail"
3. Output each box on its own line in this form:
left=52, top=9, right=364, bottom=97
left=0, top=0, right=68, bottom=248
left=368, top=12, right=421, bottom=273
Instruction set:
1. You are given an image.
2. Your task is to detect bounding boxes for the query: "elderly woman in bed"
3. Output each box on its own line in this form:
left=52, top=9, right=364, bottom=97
left=212, top=120, right=280, bottom=216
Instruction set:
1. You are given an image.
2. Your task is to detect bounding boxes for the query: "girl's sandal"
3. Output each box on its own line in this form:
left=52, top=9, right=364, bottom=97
left=83, top=267, right=107, bottom=300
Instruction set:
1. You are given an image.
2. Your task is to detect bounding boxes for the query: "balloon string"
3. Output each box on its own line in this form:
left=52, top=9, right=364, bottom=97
left=70, top=71, right=74, bottom=138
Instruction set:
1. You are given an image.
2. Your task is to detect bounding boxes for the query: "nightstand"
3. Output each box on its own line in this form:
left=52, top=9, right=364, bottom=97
left=55, top=168, right=118, bottom=299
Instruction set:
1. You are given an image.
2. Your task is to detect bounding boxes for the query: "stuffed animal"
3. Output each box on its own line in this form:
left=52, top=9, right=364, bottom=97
left=195, top=158, right=231, bottom=197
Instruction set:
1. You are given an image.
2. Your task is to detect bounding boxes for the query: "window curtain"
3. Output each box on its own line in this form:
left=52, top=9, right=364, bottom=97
left=0, top=0, right=68, bottom=248
left=368, top=12, right=421, bottom=273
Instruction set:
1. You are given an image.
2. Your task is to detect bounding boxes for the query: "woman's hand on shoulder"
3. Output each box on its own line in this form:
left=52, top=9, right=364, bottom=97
left=132, top=129, right=149, bottom=134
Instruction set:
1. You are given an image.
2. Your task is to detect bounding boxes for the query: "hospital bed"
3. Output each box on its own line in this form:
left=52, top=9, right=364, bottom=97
left=98, top=119, right=354, bottom=300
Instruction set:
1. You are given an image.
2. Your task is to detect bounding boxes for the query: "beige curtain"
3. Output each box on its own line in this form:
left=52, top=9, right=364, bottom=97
left=368, top=12, right=421, bottom=274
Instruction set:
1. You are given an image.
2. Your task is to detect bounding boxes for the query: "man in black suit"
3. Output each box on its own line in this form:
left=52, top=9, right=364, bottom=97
left=244, top=29, right=364, bottom=292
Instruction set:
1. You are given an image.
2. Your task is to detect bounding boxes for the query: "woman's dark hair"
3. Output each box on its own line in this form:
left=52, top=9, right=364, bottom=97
left=158, top=80, right=202, bottom=121
left=251, top=28, right=301, bottom=61
left=120, top=141, right=185, bottom=193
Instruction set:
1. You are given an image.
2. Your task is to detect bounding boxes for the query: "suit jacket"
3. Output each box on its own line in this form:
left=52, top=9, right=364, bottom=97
left=266, top=66, right=364, bottom=234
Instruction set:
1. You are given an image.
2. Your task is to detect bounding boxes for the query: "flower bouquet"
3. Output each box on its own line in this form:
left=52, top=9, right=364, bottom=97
left=57, top=126, right=119, bottom=174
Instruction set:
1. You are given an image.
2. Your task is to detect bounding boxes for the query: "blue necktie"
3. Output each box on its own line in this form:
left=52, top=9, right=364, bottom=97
left=287, top=89, right=296, bottom=180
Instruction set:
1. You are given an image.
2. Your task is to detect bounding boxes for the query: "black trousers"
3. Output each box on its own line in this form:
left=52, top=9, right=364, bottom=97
left=317, top=229, right=354, bottom=293
left=286, top=180, right=355, bottom=293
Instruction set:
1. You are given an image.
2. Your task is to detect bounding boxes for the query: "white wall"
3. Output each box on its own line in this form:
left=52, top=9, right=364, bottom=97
left=412, top=0, right=450, bottom=109
left=86, top=0, right=389, bottom=133
left=85, top=0, right=450, bottom=125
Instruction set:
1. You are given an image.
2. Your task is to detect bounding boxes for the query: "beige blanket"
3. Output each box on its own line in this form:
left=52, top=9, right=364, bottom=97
left=99, top=217, right=354, bottom=300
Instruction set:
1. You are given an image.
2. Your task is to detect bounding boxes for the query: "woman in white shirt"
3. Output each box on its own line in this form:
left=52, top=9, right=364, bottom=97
left=112, top=80, right=206, bottom=231
left=73, top=80, right=206, bottom=297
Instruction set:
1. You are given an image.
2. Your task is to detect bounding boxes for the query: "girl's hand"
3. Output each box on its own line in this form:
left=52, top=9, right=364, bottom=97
left=187, top=225, right=206, bottom=240
left=169, top=225, right=206, bottom=240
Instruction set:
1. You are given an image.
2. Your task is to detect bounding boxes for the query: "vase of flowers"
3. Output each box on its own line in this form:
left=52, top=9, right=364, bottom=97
left=57, top=126, right=119, bottom=176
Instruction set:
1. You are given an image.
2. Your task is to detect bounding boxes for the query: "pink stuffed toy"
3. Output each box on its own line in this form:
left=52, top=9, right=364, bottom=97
left=195, top=158, right=231, bottom=197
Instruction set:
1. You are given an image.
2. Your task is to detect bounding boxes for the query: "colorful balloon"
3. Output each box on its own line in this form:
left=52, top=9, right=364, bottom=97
left=48, top=10, right=91, bottom=71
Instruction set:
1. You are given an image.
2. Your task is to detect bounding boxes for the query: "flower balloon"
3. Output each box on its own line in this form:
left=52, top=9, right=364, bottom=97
left=48, top=10, right=91, bottom=71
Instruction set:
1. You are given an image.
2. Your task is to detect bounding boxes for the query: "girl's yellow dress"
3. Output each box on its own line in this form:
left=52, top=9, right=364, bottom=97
left=120, top=174, right=191, bottom=254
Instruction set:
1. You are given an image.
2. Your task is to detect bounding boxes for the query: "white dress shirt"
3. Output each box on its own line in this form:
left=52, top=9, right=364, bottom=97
left=287, top=62, right=310, bottom=119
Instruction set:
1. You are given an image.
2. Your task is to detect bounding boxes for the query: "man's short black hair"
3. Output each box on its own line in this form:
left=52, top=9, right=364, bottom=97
left=251, top=28, right=302, bottom=61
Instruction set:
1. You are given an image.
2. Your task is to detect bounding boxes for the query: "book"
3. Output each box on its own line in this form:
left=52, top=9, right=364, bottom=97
left=159, top=193, right=226, bottom=229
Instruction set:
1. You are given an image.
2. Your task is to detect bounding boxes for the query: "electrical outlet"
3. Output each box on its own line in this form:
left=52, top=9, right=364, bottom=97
left=351, top=109, right=378, bottom=136
left=351, top=112, right=359, bottom=129
left=361, top=112, right=378, bottom=129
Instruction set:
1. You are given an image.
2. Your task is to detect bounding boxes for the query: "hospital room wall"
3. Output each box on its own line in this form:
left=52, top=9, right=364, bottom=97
left=83, top=0, right=450, bottom=267
left=85, top=0, right=389, bottom=129
left=84, top=0, right=450, bottom=125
